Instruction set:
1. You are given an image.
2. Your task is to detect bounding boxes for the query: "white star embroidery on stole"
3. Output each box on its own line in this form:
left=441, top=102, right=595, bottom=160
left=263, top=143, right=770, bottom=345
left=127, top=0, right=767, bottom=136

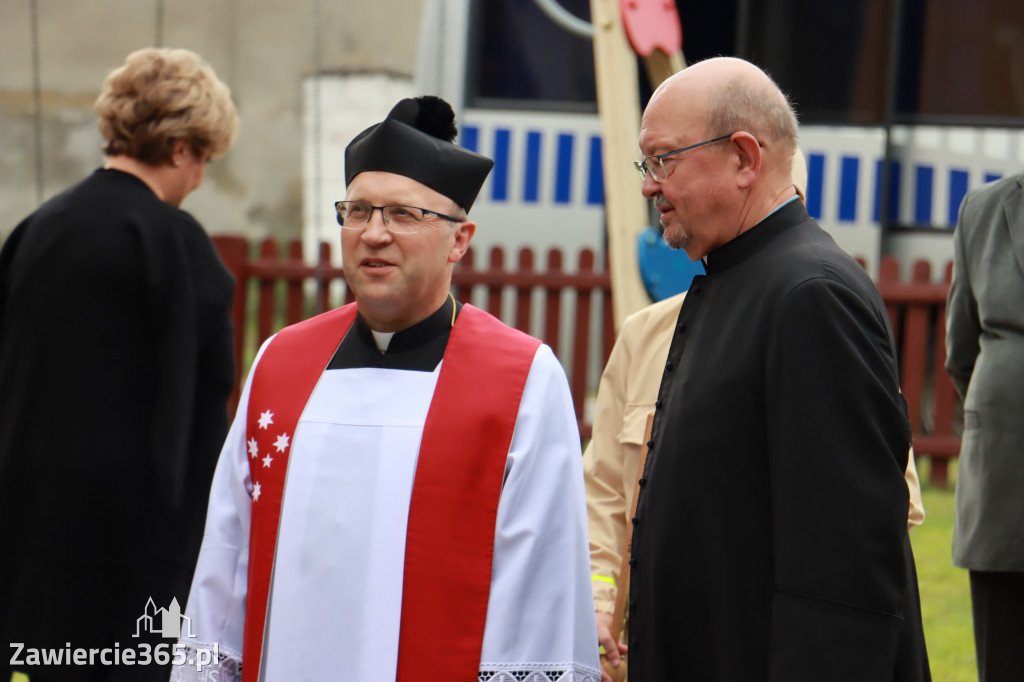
left=252, top=481, right=262, bottom=502
left=274, top=433, right=290, bottom=453
left=258, top=410, right=274, bottom=430
left=262, top=453, right=273, bottom=468
left=248, top=437, right=259, bottom=458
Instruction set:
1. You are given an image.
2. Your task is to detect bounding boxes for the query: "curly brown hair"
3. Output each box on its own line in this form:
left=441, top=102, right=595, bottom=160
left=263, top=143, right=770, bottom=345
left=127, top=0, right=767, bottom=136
left=94, top=48, right=238, bottom=165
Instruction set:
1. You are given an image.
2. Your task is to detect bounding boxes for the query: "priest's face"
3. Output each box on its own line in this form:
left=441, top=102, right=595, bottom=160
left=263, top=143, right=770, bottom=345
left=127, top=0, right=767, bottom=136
left=342, top=171, right=475, bottom=332
left=638, top=75, right=734, bottom=261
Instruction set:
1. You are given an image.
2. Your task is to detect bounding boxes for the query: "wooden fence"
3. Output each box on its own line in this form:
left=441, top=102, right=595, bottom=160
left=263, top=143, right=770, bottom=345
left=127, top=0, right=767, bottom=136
left=876, top=258, right=959, bottom=487
left=212, top=235, right=960, bottom=487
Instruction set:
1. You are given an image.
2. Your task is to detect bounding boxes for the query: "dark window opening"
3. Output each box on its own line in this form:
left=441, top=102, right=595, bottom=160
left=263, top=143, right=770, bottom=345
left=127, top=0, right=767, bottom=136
left=464, top=0, right=1024, bottom=126
left=466, top=0, right=598, bottom=112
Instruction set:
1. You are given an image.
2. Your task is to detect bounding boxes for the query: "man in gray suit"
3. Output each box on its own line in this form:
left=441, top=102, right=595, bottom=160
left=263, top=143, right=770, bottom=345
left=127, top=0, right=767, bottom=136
left=946, top=172, right=1024, bottom=682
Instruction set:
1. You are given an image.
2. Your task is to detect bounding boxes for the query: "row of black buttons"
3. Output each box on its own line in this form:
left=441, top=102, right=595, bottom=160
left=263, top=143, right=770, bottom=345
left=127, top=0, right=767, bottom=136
left=629, top=282, right=700, bottom=661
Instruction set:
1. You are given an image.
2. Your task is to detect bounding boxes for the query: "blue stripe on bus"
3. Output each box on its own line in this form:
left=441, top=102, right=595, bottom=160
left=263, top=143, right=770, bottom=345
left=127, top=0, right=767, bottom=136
left=839, top=156, right=859, bottom=222
left=948, top=169, right=968, bottom=226
left=461, top=125, right=479, bottom=153
left=524, top=131, right=542, bottom=203
left=806, top=153, right=825, bottom=220
left=587, top=135, right=604, bottom=205
left=555, top=133, right=574, bottom=204
left=491, top=128, right=511, bottom=202
left=914, top=165, right=933, bottom=224
left=470, top=128, right=999, bottom=227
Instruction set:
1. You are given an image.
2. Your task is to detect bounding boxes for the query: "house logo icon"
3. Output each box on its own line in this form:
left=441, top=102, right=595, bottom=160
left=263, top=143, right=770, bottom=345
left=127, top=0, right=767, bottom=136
left=133, top=597, right=194, bottom=639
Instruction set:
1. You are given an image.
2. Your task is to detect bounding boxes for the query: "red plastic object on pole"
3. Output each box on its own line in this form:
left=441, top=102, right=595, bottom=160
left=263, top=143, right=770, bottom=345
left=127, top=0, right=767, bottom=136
left=619, top=0, right=682, bottom=57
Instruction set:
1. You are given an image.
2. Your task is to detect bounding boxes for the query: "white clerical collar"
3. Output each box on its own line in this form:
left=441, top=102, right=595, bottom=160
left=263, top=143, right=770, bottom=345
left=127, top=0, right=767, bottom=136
left=371, top=330, right=395, bottom=352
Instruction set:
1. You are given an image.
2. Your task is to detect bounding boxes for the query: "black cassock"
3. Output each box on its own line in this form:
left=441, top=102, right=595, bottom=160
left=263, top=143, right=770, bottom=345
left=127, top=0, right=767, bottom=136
left=629, top=200, right=931, bottom=681
left=0, top=169, right=235, bottom=681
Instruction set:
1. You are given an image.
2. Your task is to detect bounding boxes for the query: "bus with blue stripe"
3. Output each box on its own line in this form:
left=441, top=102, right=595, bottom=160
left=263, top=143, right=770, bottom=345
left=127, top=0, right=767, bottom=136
left=408, top=0, right=1023, bottom=285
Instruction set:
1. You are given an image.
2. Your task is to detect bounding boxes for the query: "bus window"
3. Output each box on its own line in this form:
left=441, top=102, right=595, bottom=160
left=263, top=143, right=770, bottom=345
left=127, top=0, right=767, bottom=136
left=466, top=0, right=597, bottom=111
left=896, top=0, right=1024, bottom=124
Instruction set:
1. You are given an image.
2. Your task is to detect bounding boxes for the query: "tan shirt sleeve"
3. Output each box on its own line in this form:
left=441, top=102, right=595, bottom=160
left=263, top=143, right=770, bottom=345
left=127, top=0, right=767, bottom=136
left=584, top=294, right=684, bottom=614
left=583, top=332, right=641, bottom=614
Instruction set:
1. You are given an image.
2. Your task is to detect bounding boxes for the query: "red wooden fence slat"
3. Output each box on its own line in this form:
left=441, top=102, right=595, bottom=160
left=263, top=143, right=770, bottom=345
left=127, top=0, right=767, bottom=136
left=256, top=238, right=279, bottom=349
left=878, top=256, right=902, bottom=339
left=487, top=247, right=505, bottom=319
left=572, top=249, right=596, bottom=438
left=544, top=249, right=563, bottom=357
left=927, top=262, right=957, bottom=487
left=285, top=240, right=305, bottom=326
left=515, top=248, right=534, bottom=334
left=455, top=249, right=475, bottom=305
left=316, top=242, right=332, bottom=314
left=900, top=261, right=931, bottom=436
left=601, top=251, right=615, bottom=370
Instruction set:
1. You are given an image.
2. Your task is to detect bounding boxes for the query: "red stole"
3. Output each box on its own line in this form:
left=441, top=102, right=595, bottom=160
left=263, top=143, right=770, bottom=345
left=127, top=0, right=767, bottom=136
left=242, top=302, right=541, bottom=681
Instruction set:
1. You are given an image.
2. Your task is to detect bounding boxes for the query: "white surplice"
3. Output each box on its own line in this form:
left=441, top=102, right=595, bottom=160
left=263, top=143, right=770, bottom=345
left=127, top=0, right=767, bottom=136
left=172, top=332, right=600, bottom=682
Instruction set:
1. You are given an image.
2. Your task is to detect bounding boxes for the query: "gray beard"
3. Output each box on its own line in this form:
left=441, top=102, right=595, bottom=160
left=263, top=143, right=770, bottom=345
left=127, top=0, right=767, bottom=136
left=663, top=223, right=689, bottom=251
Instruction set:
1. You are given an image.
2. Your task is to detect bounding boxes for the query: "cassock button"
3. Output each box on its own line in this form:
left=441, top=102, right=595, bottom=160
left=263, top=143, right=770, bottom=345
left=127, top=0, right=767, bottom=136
left=632, top=515, right=640, bottom=526
left=655, top=399, right=663, bottom=409
left=629, top=557, right=637, bottom=567
left=665, top=361, right=674, bottom=371
left=677, top=322, right=686, bottom=333
left=691, top=285, right=701, bottom=294
left=646, top=439, right=654, bottom=449
left=638, top=477, right=647, bottom=487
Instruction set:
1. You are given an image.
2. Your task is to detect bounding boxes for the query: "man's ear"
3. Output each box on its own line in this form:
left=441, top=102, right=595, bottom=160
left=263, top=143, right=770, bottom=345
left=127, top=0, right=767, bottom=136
left=732, top=132, right=761, bottom=189
left=449, top=221, right=476, bottom=264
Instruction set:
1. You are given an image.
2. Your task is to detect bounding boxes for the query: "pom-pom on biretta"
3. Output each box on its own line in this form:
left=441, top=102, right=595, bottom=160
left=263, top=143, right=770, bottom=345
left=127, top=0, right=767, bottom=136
left=345, top=96, right=494, bottom=212
left=411, top=95, right=458, bottom=143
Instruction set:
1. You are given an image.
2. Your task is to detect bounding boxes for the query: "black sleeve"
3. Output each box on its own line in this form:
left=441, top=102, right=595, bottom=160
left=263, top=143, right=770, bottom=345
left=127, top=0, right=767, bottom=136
left=764, top=276, right=911, bottom=681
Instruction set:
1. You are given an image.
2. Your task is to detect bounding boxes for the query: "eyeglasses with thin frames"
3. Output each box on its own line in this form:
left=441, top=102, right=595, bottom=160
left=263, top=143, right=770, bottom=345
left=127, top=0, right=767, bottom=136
left=334, top=201, right=463, bottom=234
left=634, top=133, right=733, bottom=182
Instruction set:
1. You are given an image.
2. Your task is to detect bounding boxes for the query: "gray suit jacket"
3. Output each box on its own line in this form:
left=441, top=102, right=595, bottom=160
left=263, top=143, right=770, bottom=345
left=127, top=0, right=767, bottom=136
left=946, top=172, right=1024, bottom=571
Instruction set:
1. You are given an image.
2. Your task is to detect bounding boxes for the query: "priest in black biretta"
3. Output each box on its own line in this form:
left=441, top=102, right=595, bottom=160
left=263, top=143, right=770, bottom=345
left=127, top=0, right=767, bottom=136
left=344, top=96, right=494, bottom=213
left=171, top=93, right=602, bottom=679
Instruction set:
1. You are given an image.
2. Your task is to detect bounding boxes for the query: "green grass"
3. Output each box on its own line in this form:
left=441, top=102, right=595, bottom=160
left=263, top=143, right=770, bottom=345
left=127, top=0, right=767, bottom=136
left=912, top=458, right=977, bottom=681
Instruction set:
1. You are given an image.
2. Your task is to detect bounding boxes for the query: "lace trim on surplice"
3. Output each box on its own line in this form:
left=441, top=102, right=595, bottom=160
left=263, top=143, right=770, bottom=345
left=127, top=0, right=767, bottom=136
left=478, top=662, right=602, bottom=682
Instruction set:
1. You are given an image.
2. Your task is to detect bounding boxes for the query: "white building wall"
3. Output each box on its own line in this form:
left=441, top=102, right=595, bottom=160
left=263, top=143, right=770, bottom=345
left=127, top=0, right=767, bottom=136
left=0, top=0, right=426, bottom=243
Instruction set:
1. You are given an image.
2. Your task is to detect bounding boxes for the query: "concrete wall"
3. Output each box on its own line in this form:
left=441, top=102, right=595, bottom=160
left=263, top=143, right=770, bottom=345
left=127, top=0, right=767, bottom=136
left=0, top=0, right=424, bottom=242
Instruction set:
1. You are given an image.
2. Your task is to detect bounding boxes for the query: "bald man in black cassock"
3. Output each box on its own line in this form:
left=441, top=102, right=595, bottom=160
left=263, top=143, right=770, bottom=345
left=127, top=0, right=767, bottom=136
left=627, top=57, right=930, bottom=682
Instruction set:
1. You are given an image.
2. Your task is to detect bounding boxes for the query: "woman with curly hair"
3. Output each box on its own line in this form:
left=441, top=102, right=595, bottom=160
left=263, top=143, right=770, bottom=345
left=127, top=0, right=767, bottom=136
left=0, top=47, right=239, bottom=682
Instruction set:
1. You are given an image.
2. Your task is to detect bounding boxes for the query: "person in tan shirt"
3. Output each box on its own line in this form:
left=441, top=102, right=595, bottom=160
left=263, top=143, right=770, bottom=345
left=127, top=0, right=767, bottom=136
left=584, top=152, right=926, bottom=681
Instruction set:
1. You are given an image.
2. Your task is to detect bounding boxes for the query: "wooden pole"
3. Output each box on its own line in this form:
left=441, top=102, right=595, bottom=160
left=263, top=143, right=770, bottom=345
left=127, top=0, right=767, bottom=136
left=589, top=0, right=654, bottom=330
